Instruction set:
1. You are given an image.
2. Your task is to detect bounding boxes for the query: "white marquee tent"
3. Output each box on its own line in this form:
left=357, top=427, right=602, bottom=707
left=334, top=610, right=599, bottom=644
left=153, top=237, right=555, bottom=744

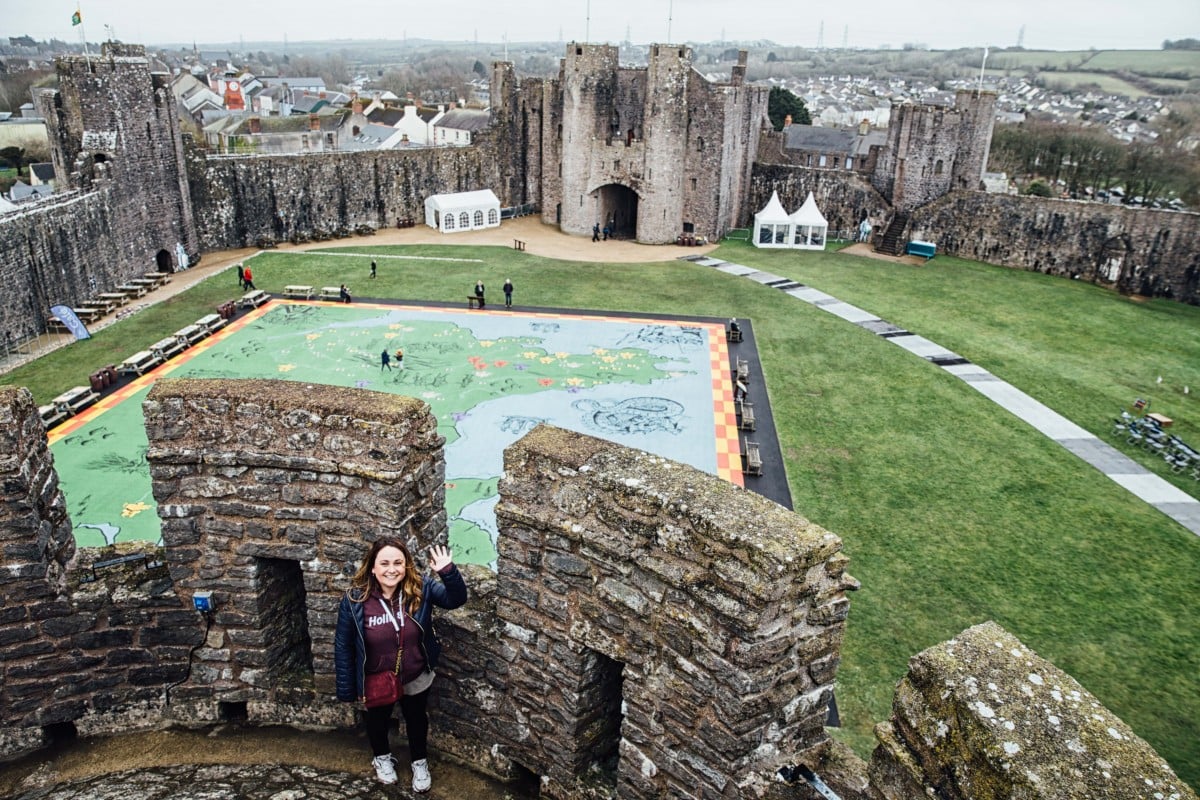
left=789, top=192, right=828, bottom=250
left=752, top=190, right=829, bottom=251
left=752, top=190, right=791, bottom=248
left=424, top=189, right=501, bottom=234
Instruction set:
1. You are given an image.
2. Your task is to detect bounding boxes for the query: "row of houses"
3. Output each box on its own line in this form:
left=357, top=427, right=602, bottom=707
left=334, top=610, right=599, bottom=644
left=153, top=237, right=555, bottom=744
left=170, top=70, right=491, bottom=155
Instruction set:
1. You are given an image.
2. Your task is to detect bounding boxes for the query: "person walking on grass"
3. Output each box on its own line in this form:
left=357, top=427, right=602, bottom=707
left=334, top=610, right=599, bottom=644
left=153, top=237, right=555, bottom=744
left=242, top=266, right=255, bottom=291
left=381, top=349, right=392, bottom=370
left=370, top=260, right=377, bottom=279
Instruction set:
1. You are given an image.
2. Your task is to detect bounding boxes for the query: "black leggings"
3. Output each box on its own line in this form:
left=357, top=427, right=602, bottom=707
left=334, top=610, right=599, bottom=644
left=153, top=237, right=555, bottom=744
left=364, top=688, right=430, bottom=762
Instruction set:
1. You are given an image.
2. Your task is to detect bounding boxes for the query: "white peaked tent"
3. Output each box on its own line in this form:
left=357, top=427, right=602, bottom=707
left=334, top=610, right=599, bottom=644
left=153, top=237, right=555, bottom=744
left=753, top=190, right=792, bottom=248
left=789, top=192, right=828, bottom=250
left=424, top=189, right=502, bottom=234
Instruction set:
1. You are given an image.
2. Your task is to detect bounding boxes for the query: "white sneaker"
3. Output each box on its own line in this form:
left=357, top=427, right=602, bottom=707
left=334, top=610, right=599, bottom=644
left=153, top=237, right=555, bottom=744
left=372, top=754, right=397, bottom=784
left=411, top=758, right=432, bottom=793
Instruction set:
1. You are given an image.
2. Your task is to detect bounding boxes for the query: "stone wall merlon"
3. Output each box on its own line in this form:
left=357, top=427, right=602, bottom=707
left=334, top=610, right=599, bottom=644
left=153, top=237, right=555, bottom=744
left=868, top=621, right=1198, bottom=800
left=143, top=378, right=444, bottom=470
left=503, top=423, right=844, bottom=576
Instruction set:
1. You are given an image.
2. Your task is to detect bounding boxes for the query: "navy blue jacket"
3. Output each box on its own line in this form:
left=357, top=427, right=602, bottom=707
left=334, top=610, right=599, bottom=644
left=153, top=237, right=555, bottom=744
left=333, top=565, right=467, bottom=702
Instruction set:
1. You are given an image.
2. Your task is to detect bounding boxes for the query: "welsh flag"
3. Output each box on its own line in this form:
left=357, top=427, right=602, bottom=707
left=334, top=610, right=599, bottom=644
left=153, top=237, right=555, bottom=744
left=71, top=9, right=82, bottom=26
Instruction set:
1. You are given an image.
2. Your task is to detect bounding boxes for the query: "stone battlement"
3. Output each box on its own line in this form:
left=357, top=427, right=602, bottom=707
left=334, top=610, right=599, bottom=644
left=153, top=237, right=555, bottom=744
left=0, top=379, right=1194, bottom=799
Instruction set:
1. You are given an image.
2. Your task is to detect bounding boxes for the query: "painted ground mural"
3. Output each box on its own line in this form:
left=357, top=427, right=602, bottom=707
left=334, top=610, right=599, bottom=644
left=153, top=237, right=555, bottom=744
left=48, top=301, right=740, bottom=565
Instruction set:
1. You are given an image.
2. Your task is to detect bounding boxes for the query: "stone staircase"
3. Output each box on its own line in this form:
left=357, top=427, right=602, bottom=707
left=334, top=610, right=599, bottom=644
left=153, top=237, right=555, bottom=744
left=874, top=211, right=910, bottom=256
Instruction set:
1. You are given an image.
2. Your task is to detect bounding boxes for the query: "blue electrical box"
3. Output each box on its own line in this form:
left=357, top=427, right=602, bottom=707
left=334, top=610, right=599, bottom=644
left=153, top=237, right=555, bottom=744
left=192, top=590, right=214, bottom=613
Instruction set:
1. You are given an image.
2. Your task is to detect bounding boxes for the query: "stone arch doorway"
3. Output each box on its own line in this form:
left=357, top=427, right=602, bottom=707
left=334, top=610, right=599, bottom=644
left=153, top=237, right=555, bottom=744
left=154, top=249, right=173, bottom=272
left=595, top=184, right=639, bottom=239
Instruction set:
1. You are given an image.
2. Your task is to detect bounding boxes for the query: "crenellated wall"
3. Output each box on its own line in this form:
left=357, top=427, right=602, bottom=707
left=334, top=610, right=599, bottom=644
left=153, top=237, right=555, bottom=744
left=0, top=379, right=1195, bottom=800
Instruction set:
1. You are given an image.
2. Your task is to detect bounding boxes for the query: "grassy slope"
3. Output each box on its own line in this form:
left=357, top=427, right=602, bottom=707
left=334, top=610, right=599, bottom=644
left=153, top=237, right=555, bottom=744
left=3, top=242, right=1197, bottom=787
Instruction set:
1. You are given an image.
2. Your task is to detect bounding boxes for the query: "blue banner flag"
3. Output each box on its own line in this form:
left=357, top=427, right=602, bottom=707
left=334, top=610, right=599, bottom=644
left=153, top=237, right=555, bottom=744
left=50, top=305, right=91, bottom=340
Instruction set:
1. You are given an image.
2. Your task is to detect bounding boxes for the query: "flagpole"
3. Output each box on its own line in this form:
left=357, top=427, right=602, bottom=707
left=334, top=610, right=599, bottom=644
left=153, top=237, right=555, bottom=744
left=74, top=5, right=92, bottom=66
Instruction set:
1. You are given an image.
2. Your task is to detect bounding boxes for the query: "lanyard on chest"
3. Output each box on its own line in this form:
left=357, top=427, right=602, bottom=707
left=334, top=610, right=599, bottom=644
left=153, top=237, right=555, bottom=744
left=379, top=596, right=404, bottom=674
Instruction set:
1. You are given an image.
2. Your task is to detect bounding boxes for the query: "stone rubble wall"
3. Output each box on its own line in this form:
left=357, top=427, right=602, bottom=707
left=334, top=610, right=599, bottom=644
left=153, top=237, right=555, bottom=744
left=867, top=621, right=1197, bottom=800
left=141, top=378, right=447, bottom=724
left=911, top=191, right=1200, bottom=304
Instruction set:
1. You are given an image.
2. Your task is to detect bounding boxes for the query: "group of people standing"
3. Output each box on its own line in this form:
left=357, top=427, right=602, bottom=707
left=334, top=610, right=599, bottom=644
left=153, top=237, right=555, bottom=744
left=591, top=222, right=615, bottom=242
left=472, top=279, right=516, bottom=309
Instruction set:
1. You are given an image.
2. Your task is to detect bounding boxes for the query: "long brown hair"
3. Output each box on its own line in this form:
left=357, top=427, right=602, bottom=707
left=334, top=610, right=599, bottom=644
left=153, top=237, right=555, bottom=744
left=349, top=537, right=422, bottom=615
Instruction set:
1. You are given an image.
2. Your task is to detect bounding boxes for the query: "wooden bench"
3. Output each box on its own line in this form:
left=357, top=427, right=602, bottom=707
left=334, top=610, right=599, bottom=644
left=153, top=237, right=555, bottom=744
left=513, top=239, right=526, bottom=251
left=144, top=271, right=172, bottom=285
left=468, top=296, right=484, bottom=309
left=52, top=385, right=101, bottom=414
left=117, top=350, right=163, bottom=376
left=284, top=285, right=315, bottom=300
left=726, top=326, right=742, bottom=343
left=736, top=399, right=756, bottom=432
left=319, top=286, right=343, bottom=301
left=741, top=440, right=763, bottom=476
left=736, top=357, right=749, bottom=381
left=238, top=289, right=269, bottom=309
left=150, top=336, right=187, bottom=360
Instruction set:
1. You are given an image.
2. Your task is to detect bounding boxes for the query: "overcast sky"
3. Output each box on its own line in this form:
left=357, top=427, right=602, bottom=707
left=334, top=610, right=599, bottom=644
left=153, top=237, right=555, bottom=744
left=3, top=0, right=1198, bottom=51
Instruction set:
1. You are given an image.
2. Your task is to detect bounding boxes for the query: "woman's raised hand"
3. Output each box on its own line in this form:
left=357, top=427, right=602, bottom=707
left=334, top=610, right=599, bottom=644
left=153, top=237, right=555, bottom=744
left=428, top=544, right=453, bottom=572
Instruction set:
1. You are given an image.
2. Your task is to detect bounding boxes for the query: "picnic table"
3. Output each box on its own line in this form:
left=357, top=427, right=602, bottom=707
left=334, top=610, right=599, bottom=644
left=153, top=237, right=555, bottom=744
left=238, top=289, right=269, bottom=309
left=283, top=285, right=314, bottom=299
left=143, top=271, right=172, bottom=285
left=118, top=283, right=149, bottom=298
left=51, top=385, right=101, bottom=414
left=150, top=336, right=187, bottom=360
left=319, top=286, right=343, bottom=301
left=39, top=404, right=69, bottom=428
left=174, top=324, right=207, bottom=345
left=116, top=350, right=163, bottom=376
left=196, top=313, right=227, bottom=333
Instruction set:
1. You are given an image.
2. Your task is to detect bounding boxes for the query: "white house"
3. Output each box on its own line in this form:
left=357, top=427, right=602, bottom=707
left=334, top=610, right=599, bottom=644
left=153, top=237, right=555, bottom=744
left=424, top=190, right=502, bottom=233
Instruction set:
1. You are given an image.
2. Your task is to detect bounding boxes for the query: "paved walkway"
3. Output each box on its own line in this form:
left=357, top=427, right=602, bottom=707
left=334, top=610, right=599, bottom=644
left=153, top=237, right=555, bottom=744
left=682, top=254, right=1200, bottom=537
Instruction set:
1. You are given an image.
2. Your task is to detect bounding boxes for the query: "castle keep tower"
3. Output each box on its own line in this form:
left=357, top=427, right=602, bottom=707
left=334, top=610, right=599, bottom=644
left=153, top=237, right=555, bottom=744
left=36, top=42, right=199, bottom=271
left=870, top=89, right=997, bottom=211
left=539, top=43, right=767, bottom=244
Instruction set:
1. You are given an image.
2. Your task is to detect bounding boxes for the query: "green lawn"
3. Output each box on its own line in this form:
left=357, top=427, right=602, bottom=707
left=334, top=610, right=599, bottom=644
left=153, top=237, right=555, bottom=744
left=4, top=241, right=1198, bottom=788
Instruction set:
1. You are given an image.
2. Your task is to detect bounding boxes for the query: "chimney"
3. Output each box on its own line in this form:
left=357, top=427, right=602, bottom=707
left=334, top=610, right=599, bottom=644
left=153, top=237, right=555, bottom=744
left=309, top=113, right=320, bottom=131
left=318, top=90, right=326, bottom=99
left=248, top=116, right=261, bottom=134
left=353, top=98, right=363, bottom=114
left=731, top=49, right=748, bottom=85
left=858, top=119, right=870, bottom=136
left=784, top=114, right=792, bottom=128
